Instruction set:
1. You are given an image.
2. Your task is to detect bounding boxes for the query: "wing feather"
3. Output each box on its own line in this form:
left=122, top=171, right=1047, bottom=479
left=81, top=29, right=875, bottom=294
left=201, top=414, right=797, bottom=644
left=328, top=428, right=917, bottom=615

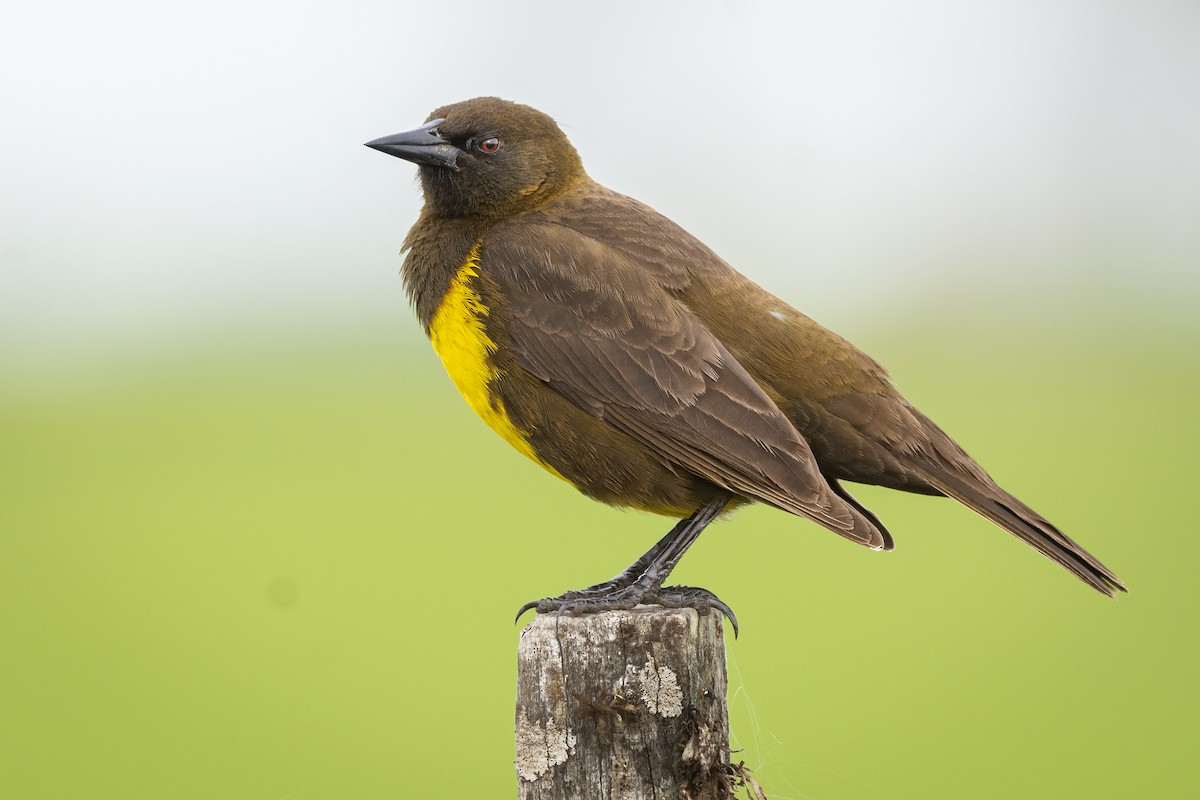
left=485, top=223, right=885, bottom=548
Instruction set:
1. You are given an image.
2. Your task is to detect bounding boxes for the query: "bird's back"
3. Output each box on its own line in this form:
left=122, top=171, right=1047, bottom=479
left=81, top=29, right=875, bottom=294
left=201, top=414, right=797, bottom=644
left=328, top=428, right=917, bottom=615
left=522, top=182, right=928, bottom=483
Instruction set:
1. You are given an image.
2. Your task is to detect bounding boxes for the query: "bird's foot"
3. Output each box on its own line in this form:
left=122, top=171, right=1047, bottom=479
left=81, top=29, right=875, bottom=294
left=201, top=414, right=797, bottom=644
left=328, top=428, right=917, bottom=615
left=516, top=583, right=738, bottom=637
left=648, top=585, right=738, bottom=637
left=515, top=582, right=646, bottom=621
left=515, top=498, right=737, bottom=633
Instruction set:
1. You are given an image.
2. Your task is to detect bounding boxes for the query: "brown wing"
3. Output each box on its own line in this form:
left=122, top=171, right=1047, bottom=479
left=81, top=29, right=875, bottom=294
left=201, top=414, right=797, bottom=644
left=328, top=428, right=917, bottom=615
left=483, top=222, right=888, bottom=549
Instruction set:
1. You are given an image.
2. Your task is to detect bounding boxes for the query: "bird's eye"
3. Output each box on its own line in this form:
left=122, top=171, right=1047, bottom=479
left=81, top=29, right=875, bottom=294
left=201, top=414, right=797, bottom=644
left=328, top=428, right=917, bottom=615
left=477, top=137, right=501, bottom=154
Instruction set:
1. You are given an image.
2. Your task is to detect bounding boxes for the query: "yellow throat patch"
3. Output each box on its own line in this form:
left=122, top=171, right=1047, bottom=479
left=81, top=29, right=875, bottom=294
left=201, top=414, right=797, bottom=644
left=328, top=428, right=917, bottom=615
left=428, top=245, right=566, bottom=481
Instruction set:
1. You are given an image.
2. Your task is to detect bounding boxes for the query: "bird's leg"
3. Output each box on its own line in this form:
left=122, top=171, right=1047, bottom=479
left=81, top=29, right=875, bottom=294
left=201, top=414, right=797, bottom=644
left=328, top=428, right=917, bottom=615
left=513, top=520, right=689, bottom=619
left=516, top=497, right=737, bottom=633
left=525, top=518, right=679, bottom=600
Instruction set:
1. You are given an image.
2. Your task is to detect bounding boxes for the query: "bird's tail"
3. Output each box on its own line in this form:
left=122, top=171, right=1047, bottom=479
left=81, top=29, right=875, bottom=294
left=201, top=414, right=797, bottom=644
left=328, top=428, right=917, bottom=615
left=925, top=468, right=1126, bottom=597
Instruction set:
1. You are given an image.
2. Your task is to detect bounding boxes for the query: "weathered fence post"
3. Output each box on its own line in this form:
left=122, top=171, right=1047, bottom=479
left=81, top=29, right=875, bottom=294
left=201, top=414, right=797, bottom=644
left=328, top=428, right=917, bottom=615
left=515, top=606, right=732, bottom=799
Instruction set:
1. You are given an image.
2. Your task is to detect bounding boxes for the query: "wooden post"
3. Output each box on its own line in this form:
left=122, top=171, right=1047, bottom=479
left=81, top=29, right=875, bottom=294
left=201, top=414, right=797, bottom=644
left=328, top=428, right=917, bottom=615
left=515, top=606, right=731, bottom=799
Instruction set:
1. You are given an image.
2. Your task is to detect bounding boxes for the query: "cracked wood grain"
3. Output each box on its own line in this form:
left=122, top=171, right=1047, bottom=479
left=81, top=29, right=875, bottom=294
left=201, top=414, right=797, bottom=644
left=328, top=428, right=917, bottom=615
left=515, top=607, right=732, bottom=799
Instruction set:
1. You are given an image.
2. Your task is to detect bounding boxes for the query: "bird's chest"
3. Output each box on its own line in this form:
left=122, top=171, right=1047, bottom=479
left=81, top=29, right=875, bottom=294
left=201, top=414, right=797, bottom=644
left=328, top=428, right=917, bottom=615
left=428, top=247, right=558, bottom=475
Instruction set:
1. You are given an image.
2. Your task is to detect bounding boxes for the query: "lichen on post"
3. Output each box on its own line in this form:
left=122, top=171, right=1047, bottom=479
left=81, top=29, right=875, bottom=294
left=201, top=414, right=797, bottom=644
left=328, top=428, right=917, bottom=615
left=515, top=606, right=732, bottom=799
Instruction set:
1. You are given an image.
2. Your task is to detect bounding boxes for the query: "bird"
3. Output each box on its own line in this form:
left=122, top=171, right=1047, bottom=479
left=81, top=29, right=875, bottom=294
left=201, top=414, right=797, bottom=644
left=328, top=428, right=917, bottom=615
left=366, top=97, right=1125, bottom=629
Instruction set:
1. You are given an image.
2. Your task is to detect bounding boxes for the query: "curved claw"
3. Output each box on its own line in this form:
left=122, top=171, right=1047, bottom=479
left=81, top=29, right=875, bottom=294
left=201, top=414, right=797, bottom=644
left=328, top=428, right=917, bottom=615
left=708, top=597, right=739, bottom=639
left=651, top=585, right=739, bottom=638
left=514, top=598, right=544, bottom=626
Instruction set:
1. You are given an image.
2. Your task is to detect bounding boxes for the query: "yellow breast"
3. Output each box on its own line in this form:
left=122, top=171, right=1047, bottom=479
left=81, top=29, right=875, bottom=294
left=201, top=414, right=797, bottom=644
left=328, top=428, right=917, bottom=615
left=428, top=245, right=566, bottom=481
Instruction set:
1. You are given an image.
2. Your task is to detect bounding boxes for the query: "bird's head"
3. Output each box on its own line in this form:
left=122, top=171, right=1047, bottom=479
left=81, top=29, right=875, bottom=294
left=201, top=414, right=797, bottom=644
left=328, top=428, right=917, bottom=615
left=366, top=97, right=586, bottom=219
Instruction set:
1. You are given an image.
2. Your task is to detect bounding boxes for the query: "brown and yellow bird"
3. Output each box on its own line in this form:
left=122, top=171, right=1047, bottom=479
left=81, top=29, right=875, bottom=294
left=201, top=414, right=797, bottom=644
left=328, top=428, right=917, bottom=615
left=367, top=97, right=1124, bottom=628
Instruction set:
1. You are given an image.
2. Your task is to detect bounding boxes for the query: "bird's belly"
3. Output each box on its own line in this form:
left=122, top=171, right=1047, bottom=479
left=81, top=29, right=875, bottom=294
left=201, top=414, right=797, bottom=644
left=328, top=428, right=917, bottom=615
left=428, top=250, right=567, bottom=482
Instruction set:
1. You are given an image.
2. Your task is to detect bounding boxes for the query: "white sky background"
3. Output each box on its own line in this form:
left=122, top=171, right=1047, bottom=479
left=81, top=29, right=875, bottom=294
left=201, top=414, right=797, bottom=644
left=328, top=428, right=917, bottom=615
left=1, top=0, right=1197, bottom=373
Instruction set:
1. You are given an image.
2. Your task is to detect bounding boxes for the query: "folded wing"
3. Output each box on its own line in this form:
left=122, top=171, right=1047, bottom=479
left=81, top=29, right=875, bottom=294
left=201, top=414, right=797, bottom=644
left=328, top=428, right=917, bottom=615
left=485, top=223, right=889, bottom=549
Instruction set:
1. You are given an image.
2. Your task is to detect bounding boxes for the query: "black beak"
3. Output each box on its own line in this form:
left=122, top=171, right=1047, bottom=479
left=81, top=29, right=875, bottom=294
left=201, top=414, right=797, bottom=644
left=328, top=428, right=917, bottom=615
left=365, top=118, right=460, bottom=170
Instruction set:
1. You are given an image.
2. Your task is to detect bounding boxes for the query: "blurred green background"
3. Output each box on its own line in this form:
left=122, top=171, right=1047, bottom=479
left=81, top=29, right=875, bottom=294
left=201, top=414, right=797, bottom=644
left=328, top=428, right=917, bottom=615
left=4, top=318, right=1197, bottom=799
left=3, top=1, right=1198, bottom=798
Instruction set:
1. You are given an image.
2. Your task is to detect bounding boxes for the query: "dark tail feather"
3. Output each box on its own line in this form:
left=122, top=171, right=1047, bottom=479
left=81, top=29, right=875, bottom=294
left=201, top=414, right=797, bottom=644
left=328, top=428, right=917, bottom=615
left=929, top=472, right=1126, bottom=597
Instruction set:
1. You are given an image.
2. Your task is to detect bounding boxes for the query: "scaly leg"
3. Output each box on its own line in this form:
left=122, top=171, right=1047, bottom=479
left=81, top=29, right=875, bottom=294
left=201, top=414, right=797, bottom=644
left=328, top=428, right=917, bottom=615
left=515, top=497, right=737, bottom=634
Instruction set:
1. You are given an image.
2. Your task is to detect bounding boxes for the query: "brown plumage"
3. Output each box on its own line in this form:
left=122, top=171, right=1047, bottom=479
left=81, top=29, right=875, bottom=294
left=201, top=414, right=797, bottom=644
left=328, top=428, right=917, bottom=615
left=366, top=97, right=1125, bottom=621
